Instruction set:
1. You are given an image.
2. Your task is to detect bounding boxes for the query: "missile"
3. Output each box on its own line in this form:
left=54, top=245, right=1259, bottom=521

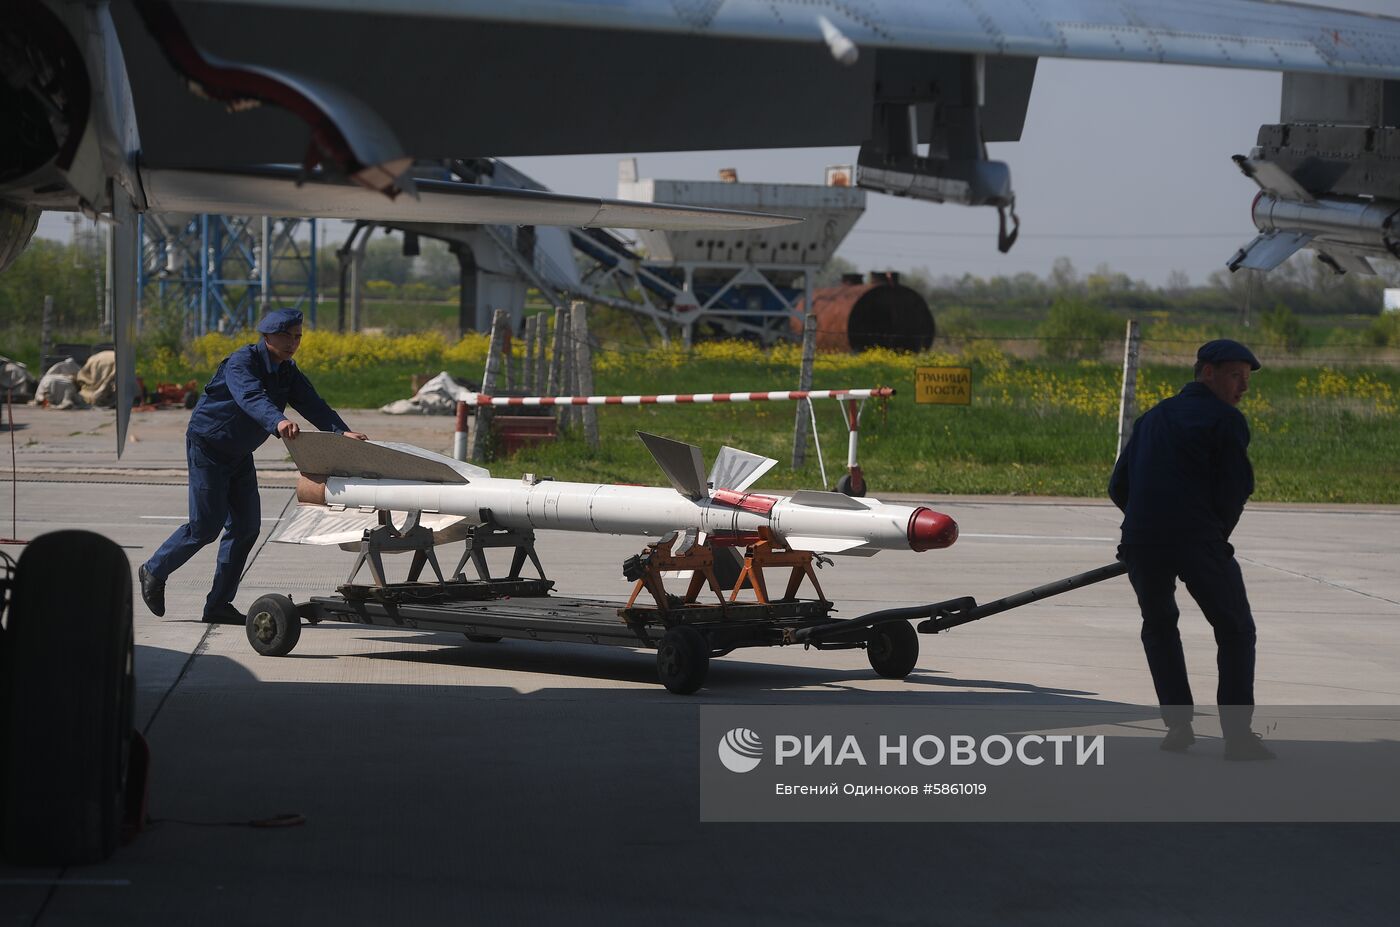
left=1227, top=154, right=1398, bottom=275
left=275, top=432, right=957, bottom=557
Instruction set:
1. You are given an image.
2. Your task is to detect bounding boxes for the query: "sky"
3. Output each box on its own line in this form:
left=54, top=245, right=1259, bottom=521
left=35, top=1, right=1393, bottom=288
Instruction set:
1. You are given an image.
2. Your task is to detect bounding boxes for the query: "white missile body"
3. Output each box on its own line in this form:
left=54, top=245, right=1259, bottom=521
left=1228, top=155, right=1399, bottom=276
left=277, top=432, right=957, bottom=556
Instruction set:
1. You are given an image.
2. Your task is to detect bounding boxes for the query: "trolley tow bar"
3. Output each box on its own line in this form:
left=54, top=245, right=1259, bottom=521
left=793, top=561, right=1129, bottom=645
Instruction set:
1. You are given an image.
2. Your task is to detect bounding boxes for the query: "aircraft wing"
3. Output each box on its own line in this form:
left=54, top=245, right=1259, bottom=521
left=141, top=166, right=800, bottom=231
left=197, top=0, right=1400, bottom=79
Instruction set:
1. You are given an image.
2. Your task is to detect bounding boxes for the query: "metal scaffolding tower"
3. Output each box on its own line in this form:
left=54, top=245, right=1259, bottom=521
left=137, top=215, right=318, bottom=336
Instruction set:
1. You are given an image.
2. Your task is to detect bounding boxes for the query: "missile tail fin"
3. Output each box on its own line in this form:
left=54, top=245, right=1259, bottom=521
left=1316, top=247, right=1375, bottom=275
left=284, top=432, right=485, bottom=483
left=637, top=432, right=707, bottom=500
left=271, top=504, right=473, bottom=549
left=708, top=445, right=777, bottom=492
left=1227, top=230, right=1313, bottom=273
left=1233, top=155, right=1315, bottom=202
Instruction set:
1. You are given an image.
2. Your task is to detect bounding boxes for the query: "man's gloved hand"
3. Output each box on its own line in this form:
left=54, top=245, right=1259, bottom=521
left=276, top=420, right=300, bottom=440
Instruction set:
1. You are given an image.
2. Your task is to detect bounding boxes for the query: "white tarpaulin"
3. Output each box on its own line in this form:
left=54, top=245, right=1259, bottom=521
left=379, top=371, right=476, bottom=415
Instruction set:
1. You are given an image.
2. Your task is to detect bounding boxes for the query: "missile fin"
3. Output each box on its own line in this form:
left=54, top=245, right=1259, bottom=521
left=283, top=432, right=485, bottom=483
left=708, top=446, right=777, bottom=492
left=788, top=489, right=869, bottom=511
left=1316, top=247, right=1375, bottom=276
left=1232, top=155, right=1315, bottom=203
left=271, top=504, right=472, bottom=547
left=1226, top=230, right=1314, bottom=273
left=637, top=432, right=707, bottom=500
left=780, top=536, right=872, bottom=554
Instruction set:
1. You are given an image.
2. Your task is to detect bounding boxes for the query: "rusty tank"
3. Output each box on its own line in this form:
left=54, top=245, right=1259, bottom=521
left=795, top=272, right=935, bottom=352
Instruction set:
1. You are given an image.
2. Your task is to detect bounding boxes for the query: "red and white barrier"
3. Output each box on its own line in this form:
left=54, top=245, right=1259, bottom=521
left=464, top=386, right=894, bottom=407
left=454, top=386, right=894, bottom=496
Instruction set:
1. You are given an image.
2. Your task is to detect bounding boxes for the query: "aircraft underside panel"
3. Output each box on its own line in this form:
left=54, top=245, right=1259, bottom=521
left=174, top=1, right=1400, bottom=78
left=113, top=5, right=1040, bottom=165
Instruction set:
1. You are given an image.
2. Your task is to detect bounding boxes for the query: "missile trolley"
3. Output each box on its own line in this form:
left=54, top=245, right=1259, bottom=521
left=248, top=432, right=1124, bottom=694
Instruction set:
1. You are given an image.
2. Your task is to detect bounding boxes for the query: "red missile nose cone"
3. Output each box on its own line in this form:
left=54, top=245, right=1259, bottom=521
left=908, top=507, right=958, bottom=551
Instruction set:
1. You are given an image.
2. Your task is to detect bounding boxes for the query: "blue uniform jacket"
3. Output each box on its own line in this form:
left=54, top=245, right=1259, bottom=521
left=187, top=341, right=349, bottom=459
left=1109, top=381, right=1253, bottom=544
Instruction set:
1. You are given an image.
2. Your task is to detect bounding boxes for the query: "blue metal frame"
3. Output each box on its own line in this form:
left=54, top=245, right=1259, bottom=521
left=138, top=215, right=320, bottom=337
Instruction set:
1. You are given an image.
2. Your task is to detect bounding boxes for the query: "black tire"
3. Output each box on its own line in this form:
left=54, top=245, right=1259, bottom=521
left=835, top=474, right=866, bottom=497
left=182, top=390, right=198, bottom=410
left=656, top=625, right=709, bottom=695
left=2, top=531, right=134, bottom=865
left=464, top=634, right=502, bottom=644
left=867, top=620, right=919, bottom=679
left=246, top=594, right=301, bottom=657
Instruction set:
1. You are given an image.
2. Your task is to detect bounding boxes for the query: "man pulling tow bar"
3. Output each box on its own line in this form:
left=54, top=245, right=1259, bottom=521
left=1111, top=339, right=1275, bottom=761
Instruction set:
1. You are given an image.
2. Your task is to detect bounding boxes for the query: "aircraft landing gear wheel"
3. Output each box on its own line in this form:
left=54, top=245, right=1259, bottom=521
left=247, top=594, right=301, bottom=657
left=867, top=620, right=919, bottom=679
left=656, top=625, right=709, bottom=695
left=464, top=634, right=502, bottom=643
left=835, top=473, right=866, bottom=497
left=3, top=531, right=134, bottom=865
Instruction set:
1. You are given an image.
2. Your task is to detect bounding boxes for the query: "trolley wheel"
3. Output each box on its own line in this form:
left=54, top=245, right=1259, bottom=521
left=464, top=634, right=502, bottom=644
left=2, top=531, right=134, bottom=865
left=246, top=595, right=301, bottom=657
left=835, top=473, right=866, bottom=497
left=656, top=625, right=709, bottom=695
left=867, top=620, right=919, bottom=679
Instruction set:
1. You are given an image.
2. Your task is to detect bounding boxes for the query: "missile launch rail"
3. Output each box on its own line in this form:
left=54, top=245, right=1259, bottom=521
left=241, top=561, right=1130, bottom=695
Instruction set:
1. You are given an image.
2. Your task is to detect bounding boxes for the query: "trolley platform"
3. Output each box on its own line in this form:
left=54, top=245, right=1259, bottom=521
left=242, top=562, right=1130, bottom=694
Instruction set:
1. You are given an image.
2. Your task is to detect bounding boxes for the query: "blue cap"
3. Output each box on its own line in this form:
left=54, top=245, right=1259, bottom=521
left=256, top=308, right=303, bottom=334
left=1197, top=339, right=1260, bottom=371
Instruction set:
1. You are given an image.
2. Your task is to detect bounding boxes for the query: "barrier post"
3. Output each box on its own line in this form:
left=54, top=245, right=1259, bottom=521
left=453, top=400, right=470, bottom=461
left=1117, top=319, right=1141, bottom=459
left=791, top=310, right=818, bottom=469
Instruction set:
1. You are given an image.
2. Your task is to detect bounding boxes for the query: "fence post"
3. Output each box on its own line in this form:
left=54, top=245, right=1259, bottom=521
left=570, top=301, right=599, bottom=451
left=509, top=324, right=520, bottom=394
left=533, top=314, right=549, bottom=395
left=1117, top=319, right=1141, bottom=459
left=520, top=316, right=529, bottom=394
left=40, top=295, right=53, bottom=367
left=791, top=309, right=818, bottom=469
left=469, top=308, right=510, bottom=462
left=558, top=312, right=574, bottom=431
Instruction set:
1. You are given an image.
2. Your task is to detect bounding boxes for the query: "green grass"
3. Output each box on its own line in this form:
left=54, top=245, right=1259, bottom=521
left=473, top=356, right=1400, bottom=503
left=13, top=317, right=1397, bottom=504
left=122, top=342, right=1400, bottom=502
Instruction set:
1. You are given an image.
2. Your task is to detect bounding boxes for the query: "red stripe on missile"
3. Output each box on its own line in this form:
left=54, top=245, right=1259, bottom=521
left=711, top=489, right=779, bottom=515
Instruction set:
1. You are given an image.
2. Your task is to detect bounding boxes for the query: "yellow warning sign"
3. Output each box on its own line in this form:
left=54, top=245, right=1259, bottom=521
left=915, top=367, right=972, bottom=405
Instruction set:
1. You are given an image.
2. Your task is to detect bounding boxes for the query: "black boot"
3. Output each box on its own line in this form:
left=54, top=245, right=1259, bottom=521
left=1160, top=724, right=1196, bottom=752
left=138, top=565, right=166, bottom=617
left=202, top=602, right=246, bottom=625
left=1224, top=732, right=1277, bottom=761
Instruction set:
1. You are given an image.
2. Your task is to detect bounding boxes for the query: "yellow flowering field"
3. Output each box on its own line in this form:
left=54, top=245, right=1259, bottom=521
left=135, top=333, right=1400, bottom=501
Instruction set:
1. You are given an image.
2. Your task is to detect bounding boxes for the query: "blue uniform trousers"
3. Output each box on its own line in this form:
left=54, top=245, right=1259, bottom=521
left=144, top=435, right=261, bottom=611
left=1119, top=542, right=1257, bottom=735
